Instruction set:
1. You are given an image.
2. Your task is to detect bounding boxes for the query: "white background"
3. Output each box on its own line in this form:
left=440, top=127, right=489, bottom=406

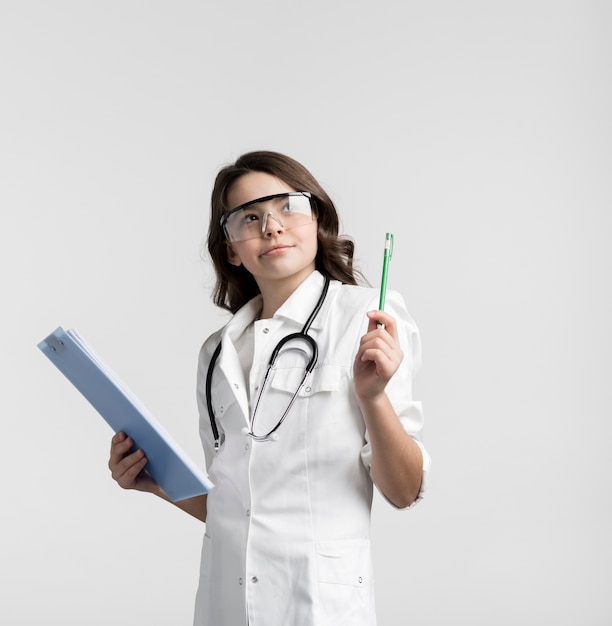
left=2, top=1, right=610, bottom=624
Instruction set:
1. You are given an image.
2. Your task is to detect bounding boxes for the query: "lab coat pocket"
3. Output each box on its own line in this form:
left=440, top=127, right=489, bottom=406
left=315, top=539, right=375, bottom=625
left=269, top=363, right=343, bottom=396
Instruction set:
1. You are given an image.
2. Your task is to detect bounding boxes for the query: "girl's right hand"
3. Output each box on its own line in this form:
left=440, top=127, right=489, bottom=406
left=108, top=431, right=159, bottom=494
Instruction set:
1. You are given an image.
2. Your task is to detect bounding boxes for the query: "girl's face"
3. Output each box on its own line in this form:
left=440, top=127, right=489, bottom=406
left=224, top=171, right=318, bottom=291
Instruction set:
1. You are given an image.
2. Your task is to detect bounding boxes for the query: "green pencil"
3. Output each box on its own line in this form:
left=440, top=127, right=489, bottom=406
left=379, top=232, right=394, bottom=312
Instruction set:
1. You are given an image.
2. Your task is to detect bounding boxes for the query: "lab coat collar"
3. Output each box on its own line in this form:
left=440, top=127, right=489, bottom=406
left=215, top=297, right=262, bottom=422
left=222, top=270, right=330, bottom=339
left=222, top=294, right=262, bottom=345
left=272, top=270, right=329, bottom=330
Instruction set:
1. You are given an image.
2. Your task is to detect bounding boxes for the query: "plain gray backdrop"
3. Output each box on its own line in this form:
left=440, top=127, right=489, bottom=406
left=2, top=1, right=610, bottom=624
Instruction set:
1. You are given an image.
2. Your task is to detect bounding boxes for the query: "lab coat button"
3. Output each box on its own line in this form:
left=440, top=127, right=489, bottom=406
left=246, top=509, right=250, bottom=517
left=244, top=443, right=250, bottom=451
left=263, top=327, right=270, bottom=334
left=239, top=578, right=243, bottom=585
left=251, top=576, right=258, bottom=583
left=305, top=386, right=311, bottom=393
left=358, top=576, right=363, bottom=584
left=234, top=383, right=239, bottom=389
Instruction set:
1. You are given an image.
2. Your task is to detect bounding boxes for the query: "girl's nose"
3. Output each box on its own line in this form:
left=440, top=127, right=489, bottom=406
left=261, top=210, right=285, bottom=236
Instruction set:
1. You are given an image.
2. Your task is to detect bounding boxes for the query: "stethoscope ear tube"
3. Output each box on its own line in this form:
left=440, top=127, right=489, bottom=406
left=206, top=341, right=223, bottom=450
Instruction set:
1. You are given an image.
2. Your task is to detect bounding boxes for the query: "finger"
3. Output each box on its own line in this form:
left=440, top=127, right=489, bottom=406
left=366, top=310, right=398, bottom=338
left=110, top=431, right=130, bottom=457
left=109, top=435, right=138, bottom=471
left=111, top=431, right=126, bottom=445
left=358, top=327, right=400, bottom=359
left=357, top=332, right=403, bottom=372
left=111, top=433, right=134, bottom=456
left=359, top=346, right=395, bottom=371
left=120, top=455, right=148, bottom=487
left=112, top=449, right=147, bottom=485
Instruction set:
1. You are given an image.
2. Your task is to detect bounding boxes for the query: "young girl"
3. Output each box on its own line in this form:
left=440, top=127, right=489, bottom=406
left=109, top=150, right=430, bottom=626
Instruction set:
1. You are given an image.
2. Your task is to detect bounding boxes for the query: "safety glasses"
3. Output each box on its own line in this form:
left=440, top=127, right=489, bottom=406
left=220, top=191, right=317, bottom=242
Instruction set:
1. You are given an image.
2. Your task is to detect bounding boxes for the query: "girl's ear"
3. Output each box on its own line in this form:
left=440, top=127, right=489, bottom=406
left=225, top=241, right=242, bottom=267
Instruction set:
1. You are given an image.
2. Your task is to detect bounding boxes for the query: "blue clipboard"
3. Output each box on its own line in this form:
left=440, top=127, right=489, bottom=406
left=38, top=326, right=213, bottom=502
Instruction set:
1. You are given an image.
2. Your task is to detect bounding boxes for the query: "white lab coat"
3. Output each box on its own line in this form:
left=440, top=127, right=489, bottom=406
left=194, top=270, right=429, bottom=626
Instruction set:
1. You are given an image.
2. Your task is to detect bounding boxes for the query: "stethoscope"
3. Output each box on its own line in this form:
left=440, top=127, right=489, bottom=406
left=205, top=276, right=330, bottom=450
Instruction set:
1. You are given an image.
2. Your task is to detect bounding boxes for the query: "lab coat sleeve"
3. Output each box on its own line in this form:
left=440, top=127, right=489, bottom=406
left=359, top=289, right=431, bottom=510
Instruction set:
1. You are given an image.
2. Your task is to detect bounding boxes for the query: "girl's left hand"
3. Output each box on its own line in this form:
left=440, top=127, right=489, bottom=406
left=353, top=310, right=404, bottom=401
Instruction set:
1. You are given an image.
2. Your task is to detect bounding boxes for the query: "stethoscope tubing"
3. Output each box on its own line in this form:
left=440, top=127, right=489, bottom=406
left=206, top=276, right=330, bottom=449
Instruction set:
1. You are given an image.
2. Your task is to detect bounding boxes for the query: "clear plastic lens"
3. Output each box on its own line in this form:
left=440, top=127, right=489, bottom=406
left=223, top=193, right=314, bottom=242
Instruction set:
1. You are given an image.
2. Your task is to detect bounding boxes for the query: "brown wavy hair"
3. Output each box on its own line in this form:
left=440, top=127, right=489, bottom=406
left=207, top=150, right=364, bottom=313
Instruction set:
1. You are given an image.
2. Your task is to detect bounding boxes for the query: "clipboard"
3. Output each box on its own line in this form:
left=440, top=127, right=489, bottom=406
left=38, top=326, right=213, bottom=502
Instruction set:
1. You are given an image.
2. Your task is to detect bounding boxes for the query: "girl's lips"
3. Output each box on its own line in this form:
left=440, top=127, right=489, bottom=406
left=262, top=245, right=291, bottom=256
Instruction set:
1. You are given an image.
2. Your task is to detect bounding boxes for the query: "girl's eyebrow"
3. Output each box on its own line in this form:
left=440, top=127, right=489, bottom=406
left=251, top=194, right=289, bottom=208
left=233, top=192, right=291, bottom=213
left=270, top=194, right=289, bottom=205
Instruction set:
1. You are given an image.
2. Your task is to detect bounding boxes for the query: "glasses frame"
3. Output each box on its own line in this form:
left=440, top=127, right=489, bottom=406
left=220, top=191, right=317, bottom=241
